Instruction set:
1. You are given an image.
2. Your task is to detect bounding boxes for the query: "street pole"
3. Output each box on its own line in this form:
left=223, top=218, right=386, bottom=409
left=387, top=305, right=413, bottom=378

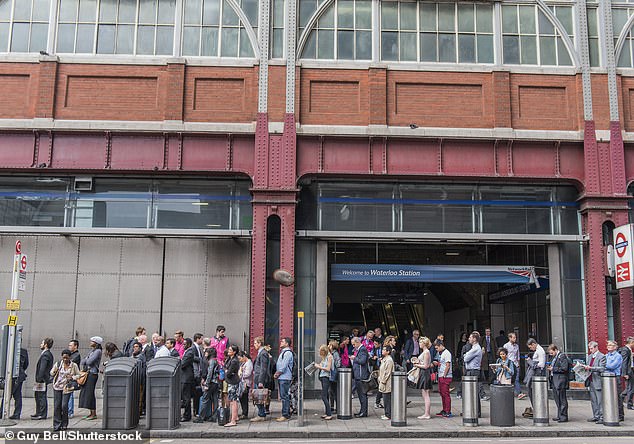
left=297, top=311, right=304, bottom=427
left=1, top=240, right=20, bottom=424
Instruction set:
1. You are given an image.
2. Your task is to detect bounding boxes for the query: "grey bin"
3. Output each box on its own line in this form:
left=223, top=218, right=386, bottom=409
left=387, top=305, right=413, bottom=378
left=102, top=357, right=142, bottom=430
left=489, top=384, right=515, bottom=427
left=146, top=357, right=181, bottom=430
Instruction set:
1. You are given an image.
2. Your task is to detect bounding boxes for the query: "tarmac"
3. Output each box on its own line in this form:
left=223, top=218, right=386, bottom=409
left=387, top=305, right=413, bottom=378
left=2, top=389, right=634, bottom=439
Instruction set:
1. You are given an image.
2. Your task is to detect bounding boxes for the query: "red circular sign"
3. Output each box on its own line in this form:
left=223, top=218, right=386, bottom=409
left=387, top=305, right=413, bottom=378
left=20, top=255, right=27, bottom=271
left=616, top=232, right=628, bottom=258
left=15, top=240, right=21, bottom=254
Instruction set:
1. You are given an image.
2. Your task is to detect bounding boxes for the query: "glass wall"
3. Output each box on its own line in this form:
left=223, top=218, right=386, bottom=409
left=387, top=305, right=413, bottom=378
left=0, top=176, right=252, bottom=230
left=298, top=182, right=581, bottom=236
left=0, top=0, right=50, bottom=53
left=560, top=242, right=586, bottom=354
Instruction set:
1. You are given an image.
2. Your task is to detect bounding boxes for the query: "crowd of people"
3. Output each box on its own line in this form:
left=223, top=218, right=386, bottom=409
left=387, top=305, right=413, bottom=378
left=3, top=325, right=633, bottom=431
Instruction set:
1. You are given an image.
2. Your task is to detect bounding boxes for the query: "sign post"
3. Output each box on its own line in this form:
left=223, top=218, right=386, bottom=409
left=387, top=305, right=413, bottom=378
left=614, top=224, right=634, bottom=289
left=2, top=241, right=23, bottom=423
left=296, top=311, right=304, bottom=427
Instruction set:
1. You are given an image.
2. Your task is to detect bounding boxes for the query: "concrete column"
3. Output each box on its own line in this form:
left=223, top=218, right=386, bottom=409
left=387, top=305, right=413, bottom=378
left=548, top=244, right=565, bottom=350
left=315, top=241, right=328, bottom=349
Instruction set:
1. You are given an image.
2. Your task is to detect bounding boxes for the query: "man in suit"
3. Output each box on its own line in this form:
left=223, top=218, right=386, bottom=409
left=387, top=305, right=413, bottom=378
left=583, top=340, right=606, bottom=423
left=481, top=328, right=494, bottom=381
left=32, top=337, right=54, bottom=420
left=624, top=337, right=634, bottom=410
left=547, top=343, right=570, bottom=422
left=192, top=333, right=206, bottom=417
left=3, top=347, right=29, bottom=420
left=180, top=338, right=196, bottom=422
left=403, top=330, right=421, bottom=370
left=166, top=338, right=180, bottom=357
left=350, top=336, right=370, bottom=417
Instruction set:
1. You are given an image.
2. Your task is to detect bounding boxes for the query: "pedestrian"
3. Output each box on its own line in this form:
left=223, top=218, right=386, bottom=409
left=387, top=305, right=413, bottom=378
left=374, top=328, right=384, bottom=346
left=606, top=340, right=624, bottom=421
left=328, top=340, right=341, bottom=413
left=224, top=345, right=241, bottom=427
left=350, top=336, right=370, bottom=418
left=174, top=331, right=185, bottom=358
left=153, top=336, right=170, bottom=358
left=192, top=333, right=206, bottom=418
left=238, top=350, right=253, bottom=419
left=495, top=330, right=507, bottom=349
left=180, top=338, right=196, bottom=422
left=583, top=341, right=606, bottom=423
left=504, top=332, right=523, bottom=398
left=79, top=336, right=102, bottom=421
left=165, top=338, right=179, bottom=357
left=372, top=338, right=383, bottom=408
left=210, top=325, right=229, bottom=367
left=314, top=344, right=333, bottom=420
left=463, top=331, right=482, bottom=418
left=250, top=336, right=271, bottom=422
left=403, top=330, right=421, bottom=370
left=378, top=345, right=394, bottom=420
left=32, top=337, right=53, bottom=420
left=195, top=347, right=220, bottom=422
left=4, top=347, right=28, bottom=420
left=434, top=339, right=452, bottom=417
left=67, top=340, right=80, bottom=419
left=131, top=341, right=147, bottom=416
left=523, top=338, right=546, bottom=418
left=413, top=336, right=432, bottom=419
left=547, top=343, right=569, bottom=422
left=481, top=328, right=494, bottom=381
left=104, top=342, right=124, bottom=361
left=274, top=337, right=294, bottom=422
left=623, top=337, right=634, bottom=411
left=50, top=349, right=80, bottom=431
left=123, top=327, right=145, bottom=357
left=455, top=332, right=467, bottom=383
left=494, top=347, right=515, bottom=385
left=339, top=337, right=351, bottom=368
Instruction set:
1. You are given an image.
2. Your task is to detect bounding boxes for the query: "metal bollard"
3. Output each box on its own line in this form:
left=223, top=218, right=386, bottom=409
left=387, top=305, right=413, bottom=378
left=601, top=372, right=620, bottom=427
left=462, top=375, right=478, bottom=427
left=337, top=368, right=353, bottom=420
left=391, top=371, right=407, bottom=427
left=532, top=376, right=549, bottom=426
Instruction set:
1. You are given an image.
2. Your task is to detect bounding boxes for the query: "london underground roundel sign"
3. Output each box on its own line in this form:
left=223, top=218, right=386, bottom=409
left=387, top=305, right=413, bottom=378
left=616, top=232, right=628, bottom=258
left=614, top=224, right=634, bottom=289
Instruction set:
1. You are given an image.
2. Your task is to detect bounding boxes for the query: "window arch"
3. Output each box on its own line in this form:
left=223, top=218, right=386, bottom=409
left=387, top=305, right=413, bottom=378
left=182, top=0, right=259, bottom=58
left=297, top=0, right=578, bottom=67
left=0, top=0, right=50, bottom=53
left=614, top=6, right=634, bottom=68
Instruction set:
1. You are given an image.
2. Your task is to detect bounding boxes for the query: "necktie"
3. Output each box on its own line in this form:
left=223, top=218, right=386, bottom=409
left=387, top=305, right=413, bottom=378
left=588, top=356, right=595, bottom=382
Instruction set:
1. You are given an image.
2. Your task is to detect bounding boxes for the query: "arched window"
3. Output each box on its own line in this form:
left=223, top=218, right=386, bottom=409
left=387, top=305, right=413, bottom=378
left=56, top=0, right=176, bottom=55
left=501, top=4, right=573, bottom=66
left=613, top=7, right=634, bottom=68
left=0, top=0, right=50, bottom=53
left=182, top=0, right=258, bottom=57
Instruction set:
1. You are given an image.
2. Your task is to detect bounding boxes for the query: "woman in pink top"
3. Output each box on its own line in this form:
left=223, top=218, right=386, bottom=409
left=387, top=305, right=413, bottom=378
left=339, top=337, right=351, bottom=367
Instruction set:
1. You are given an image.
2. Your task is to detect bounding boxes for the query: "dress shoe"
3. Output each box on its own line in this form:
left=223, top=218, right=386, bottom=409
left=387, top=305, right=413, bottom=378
left=30, top=414, right=39, bottom=418
left=552, top=417, right=560, bottom=422
left=627, top=406, right=634, bottom=410
left=32, top=416, right=46, bottom=420
left=595, top=420, right=603, bottom=424
left=558, top=418, right=568, bottom=423
left=180, top=417, right=191, bottom=422
left=353, top=413, right=367, bottom=418
left=8, top=415, right=19, bottom=420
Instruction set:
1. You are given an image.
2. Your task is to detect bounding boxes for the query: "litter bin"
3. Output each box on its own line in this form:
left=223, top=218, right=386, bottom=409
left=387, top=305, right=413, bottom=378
left=601, top=372, right=620, bottom=427
left=462, top=375, right=479, bottom=427
left=489, top=384, right=515, bottom=427
left=391, top=371, right=407, bottom=427
left=102, top=357, right=142, bottom=430
left=337, top=368, right=352, bottom=420
left=146, top=356, right=181, bottom=430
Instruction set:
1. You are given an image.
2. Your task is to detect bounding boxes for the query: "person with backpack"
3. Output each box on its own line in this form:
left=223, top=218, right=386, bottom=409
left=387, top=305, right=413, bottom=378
left=250, top=336, right=271, bottom=422
left=274, top=337, right=294, bottom=422
left=194, top=347, right=220, bottom=423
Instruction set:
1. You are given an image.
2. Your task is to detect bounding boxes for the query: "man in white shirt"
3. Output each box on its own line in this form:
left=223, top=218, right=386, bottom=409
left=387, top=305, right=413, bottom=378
left=504, top=333, right=522, bottom=397
left=526, top=338, right=546, bottom=408
left=154, top=336, right=170, bottom=358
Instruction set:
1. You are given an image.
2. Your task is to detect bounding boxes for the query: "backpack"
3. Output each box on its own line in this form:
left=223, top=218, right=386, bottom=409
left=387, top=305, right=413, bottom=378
left=282, top=350, right=298, bottom=381
left=122, top=337, right=135, bottom=357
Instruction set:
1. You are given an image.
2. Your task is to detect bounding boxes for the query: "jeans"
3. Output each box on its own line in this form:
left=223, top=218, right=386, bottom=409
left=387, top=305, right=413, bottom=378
left=279, top=379, right=291, bottom=418
left=198, top=386, right=218, bottom=420
left=319, top=377, right=332, bottom=416
left=53, top=390, right=70, bottom=431
left=382, top=392, right=391, bottom=418
left=514, top=369, right=521, bottom=395
left=257, top=403, right=267, bottom=418
left=329, top=380, right=337, bottom=410
left=438, top=377, right=452, bottom=414
left=68, top=391, right=74, bottom=416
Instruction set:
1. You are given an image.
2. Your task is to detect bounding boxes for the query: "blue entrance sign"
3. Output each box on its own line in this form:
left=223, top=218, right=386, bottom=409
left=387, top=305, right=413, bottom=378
left=331, top=264, right=537, bottom=284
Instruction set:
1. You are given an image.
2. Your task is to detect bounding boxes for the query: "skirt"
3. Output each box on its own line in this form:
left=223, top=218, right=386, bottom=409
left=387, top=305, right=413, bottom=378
left=79, top=372, right=98, bottom=410
left=416, top=368, right=433, bottom=390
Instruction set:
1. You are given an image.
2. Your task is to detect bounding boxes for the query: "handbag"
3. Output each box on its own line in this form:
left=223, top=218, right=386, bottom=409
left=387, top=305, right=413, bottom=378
left=360, top=370, right=378, bottom=393
left=250, top=388, right=270, bottom=405
left=407, top=367, right=421, bottom=384
left=76, top=371, right=89, bottom=387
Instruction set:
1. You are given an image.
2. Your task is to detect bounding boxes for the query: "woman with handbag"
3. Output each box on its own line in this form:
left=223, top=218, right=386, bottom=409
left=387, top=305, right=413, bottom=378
left=328, top=340, right=341, bottom=413
left=314, top=344, right=333, bottom=420
left=223, top=345, right=241, bottom=427
left=50, top=349, right=81, bottom=431
left=494, top=348, right=515, bottom=385
left=413, top=336, right=433, bottom=419
left=79, top=336, right=102, bottom=421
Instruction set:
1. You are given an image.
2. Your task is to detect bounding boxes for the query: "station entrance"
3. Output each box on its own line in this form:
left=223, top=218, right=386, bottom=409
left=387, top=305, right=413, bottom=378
left=327, top=242, right=552, bottom=353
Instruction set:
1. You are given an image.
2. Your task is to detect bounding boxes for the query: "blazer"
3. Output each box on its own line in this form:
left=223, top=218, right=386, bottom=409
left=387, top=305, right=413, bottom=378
left=549, top=352, right=570, bottom=390
left=181, top=346, right=196, bottom=384
left=620, top=346, right=633, bottom=378
left=17, top=348, right=28, bottom=382
left=585, top=352, right=606, bottom=391
left=225, top=356, right=241, bottom=385
left=253, top=347, right=271, bottom=387
left=35, top=349, right=53, bottom=384
left=169, top=348, right=180, bottom=358
left=403, top=337, right=417, bottom=362
left=352, top=346, right=370, bottom=381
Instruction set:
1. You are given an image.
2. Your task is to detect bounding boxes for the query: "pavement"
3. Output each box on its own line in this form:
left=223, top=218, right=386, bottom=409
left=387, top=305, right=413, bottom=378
left=2, top=389, right=634, bottom=439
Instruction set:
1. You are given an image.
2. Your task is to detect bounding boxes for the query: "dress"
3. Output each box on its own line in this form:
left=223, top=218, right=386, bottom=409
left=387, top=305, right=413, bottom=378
left=415, top=350, right=433, bottom=390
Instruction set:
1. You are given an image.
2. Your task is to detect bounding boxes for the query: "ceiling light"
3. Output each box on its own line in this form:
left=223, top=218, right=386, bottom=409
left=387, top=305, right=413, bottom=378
left=192, top=202, right=208, bottom=206
left=445, top=252, right=460, bottom=256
